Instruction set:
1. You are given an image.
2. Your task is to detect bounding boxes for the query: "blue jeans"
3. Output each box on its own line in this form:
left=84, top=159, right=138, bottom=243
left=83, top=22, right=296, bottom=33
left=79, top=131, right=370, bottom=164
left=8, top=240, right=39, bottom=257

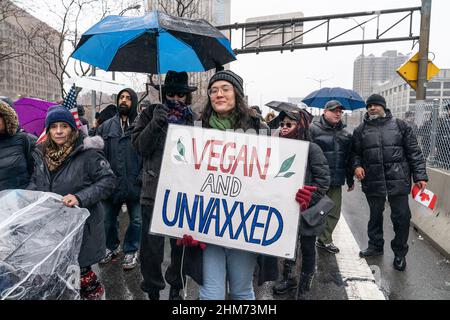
left=199, top=244, right=257, bottom=300
left=104, top=200, right=142, bottom=253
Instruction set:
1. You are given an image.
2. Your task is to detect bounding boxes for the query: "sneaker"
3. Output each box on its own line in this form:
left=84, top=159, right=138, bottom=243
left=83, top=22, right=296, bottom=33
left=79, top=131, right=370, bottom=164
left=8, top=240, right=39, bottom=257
left=316, top=241, right=340, bottom=254
left=99, top=247, right=121, bottom=264
left=122, top=251, right=139, bottom=270
left=359, top=247, right=384, bottom=258
left=393, top=256, right=406, bottom=271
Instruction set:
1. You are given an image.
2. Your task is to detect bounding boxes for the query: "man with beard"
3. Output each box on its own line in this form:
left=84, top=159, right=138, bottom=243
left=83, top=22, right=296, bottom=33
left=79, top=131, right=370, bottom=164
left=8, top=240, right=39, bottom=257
left=96, top=88, right=143, bottom=270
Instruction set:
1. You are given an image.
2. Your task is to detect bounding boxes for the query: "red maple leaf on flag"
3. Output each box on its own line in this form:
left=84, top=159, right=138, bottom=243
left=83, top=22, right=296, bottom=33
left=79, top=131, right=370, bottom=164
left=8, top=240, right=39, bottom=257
left=420, top=193, right=430, bottom=202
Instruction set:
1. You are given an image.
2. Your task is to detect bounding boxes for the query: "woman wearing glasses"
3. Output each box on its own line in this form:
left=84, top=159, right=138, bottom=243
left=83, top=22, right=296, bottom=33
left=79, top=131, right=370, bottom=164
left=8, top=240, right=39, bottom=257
left=271, top=109, right=330, bottom=300
left=192, top=70, right=278, bottom=300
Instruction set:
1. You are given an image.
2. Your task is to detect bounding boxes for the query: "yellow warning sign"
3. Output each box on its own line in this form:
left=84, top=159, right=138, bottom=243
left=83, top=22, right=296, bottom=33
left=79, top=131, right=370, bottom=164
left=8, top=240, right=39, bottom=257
left=396, top=52, right=440, bottom=90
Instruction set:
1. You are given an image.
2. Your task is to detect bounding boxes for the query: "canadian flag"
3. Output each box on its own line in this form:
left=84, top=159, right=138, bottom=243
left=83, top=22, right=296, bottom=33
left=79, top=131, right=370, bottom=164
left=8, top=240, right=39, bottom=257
left=411, top=185, right=437, bottom=210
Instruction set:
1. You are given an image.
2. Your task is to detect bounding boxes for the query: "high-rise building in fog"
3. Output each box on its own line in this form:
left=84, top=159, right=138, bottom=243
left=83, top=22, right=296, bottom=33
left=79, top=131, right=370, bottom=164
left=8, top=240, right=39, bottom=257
left=353, top=50, right=408, bottom=100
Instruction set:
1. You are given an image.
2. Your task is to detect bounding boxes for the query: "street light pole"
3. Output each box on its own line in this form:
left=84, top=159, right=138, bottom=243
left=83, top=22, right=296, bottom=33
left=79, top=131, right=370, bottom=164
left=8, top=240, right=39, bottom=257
left=347, top=17, right=366, bottom=98
left=307, top=77, right=331, bottom=89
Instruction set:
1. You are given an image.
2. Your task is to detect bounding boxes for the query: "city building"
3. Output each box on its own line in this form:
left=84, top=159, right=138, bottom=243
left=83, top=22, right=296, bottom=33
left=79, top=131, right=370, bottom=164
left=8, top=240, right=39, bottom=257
left=0, top=1, right=62, bottom=101
left=353, top=50, right=408, bottom=100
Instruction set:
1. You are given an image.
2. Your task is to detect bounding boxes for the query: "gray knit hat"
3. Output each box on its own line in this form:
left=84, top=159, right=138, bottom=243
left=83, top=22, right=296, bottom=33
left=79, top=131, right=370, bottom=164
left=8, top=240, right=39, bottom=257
left=208, top=70, right=244, bottom=97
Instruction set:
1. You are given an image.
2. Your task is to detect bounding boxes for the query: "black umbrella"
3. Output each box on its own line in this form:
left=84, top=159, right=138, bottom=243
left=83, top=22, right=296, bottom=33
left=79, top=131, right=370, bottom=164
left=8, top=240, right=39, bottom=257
left=265, top=100, right=301, bottom=113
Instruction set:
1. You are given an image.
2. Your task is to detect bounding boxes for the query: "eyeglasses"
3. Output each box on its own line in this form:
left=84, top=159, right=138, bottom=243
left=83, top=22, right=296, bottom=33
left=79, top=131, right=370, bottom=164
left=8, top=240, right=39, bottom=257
left=166, top=92, right=186, bottom=98
left=207, top=85, right=233, bottom=97
left=280, top=122, right=295, bottom=128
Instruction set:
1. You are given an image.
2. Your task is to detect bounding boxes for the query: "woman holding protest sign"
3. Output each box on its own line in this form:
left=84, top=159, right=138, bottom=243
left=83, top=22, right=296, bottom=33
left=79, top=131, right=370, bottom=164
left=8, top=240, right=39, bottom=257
left=270, top=109, right=330, bottom=300
left=27, top=106, right=116, bottom=300
left=188, top=70, right=276, bottom=300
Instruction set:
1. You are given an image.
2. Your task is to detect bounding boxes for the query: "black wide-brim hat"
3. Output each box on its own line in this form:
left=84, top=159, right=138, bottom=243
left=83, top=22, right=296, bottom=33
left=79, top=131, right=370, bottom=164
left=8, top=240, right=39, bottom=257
left=153, top=70, right=197, bottom=93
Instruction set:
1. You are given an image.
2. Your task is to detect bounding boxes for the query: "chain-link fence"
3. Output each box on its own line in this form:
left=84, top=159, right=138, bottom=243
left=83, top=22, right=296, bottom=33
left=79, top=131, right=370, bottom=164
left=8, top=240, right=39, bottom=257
left=396, top=99, right=450, bottom=171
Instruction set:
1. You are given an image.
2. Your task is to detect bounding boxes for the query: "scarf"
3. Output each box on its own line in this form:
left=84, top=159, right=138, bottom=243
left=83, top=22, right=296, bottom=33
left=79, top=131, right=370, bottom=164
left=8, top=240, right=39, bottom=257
left=166, top=100, right=192, bottom=124
left=44, top=131, right=79, bottom=172
left=208, top=112, right=235, bottom=131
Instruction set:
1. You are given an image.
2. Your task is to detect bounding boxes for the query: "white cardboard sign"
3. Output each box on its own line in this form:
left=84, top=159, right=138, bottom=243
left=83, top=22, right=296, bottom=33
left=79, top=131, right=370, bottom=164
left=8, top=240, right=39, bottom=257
left=150, top=124, right=309, bottom=259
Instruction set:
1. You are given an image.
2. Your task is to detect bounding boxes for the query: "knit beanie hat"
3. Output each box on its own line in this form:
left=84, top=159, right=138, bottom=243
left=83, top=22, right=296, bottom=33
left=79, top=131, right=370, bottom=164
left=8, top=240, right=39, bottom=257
left=208, top=70, right=244, bottom=97
left=45, top=105, right=77, bottom=131
left=366, top=94, right=386, bottom=109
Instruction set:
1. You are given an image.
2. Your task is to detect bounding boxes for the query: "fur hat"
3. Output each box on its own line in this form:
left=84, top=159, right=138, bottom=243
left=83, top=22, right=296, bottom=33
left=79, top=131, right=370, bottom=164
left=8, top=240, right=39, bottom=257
left=0, top=100, right=19, bottom=136
left=208, top=70, right=244, bottom=97
left=45, top=105, right=77, bottom=131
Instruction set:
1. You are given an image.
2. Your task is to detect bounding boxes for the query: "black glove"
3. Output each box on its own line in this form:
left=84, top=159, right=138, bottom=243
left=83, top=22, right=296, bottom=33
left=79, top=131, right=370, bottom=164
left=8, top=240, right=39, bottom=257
left=152, top=104, right=169, bottom=127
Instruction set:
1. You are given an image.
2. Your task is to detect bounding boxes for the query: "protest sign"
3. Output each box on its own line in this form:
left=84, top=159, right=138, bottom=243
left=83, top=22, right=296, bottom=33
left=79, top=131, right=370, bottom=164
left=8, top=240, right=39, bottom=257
left=150, top=124, right=309, bottom=259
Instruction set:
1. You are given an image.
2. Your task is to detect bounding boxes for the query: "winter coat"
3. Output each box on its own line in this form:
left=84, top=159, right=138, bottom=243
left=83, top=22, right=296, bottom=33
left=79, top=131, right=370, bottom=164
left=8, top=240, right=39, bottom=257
left=0, top=102, right=35, bottom=190
left=28, top=134, right=116, bottom=267
left=351, top=110, right=428, bottom=196
left=310, top=116, right=353, bottom=187
left=132, top=103, right=195, bottom=206
left=97, top=113, right=142, bottom=204
left=298, top=142, right=331, bottom=237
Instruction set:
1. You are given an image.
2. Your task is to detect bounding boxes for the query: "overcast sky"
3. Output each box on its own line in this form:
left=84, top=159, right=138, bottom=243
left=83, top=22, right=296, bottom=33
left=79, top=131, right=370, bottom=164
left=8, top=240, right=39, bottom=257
left=228, top=0, right=448, bottom=113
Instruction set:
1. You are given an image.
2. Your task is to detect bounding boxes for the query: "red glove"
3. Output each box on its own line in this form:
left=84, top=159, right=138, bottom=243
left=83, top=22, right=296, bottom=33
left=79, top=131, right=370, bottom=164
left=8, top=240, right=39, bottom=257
left=176, top=234, right=207, bottom=250
left=295, top=185, right=318, bottom=211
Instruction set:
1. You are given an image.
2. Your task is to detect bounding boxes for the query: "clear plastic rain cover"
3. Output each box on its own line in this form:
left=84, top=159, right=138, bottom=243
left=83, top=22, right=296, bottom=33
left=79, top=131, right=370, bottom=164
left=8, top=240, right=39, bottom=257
left=0, top=190, right=89, bottom=300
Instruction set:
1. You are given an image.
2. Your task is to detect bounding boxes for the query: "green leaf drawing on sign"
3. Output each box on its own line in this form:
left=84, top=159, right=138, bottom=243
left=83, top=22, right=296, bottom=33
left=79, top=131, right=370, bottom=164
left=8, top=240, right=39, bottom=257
left=174, top=155, right=183, bottom=162
left=282, top=172, right=296, bottom=178
left=177, top=138, right=185, bottom=157
left=275, top=155, right=296, bottom=178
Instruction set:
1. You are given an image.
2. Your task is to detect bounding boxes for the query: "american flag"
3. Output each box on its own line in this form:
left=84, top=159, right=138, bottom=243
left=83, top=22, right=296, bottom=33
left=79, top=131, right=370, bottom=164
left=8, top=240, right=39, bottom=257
left=37, top=84, right=81, bottom=143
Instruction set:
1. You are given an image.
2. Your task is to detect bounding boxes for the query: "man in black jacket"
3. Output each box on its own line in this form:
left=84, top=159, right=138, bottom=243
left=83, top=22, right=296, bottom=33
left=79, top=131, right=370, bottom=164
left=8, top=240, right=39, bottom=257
left=96, top=88, right=142, bottom=271
left=352, top=94, right=428, bottom=271
left=310, top=100, right=354, bottom=254
left=131, top=71, right=198, bottom=300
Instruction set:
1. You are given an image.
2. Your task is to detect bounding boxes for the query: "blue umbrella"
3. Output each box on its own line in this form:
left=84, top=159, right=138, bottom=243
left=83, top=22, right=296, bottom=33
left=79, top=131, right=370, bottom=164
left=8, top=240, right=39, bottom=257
left=71, top=11, right=236, bottom=74
left=302, top=87, right=365, bottom=110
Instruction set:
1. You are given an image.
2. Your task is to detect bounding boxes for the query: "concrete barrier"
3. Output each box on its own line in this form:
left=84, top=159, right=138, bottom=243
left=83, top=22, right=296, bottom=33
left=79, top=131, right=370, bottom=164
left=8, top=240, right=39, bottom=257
left=409, top=167, right=450, bottom=259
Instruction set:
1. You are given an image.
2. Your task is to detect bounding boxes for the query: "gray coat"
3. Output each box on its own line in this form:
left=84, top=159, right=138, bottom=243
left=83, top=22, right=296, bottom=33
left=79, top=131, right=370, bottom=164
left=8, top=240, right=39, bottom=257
left=28, top=135, right=116, bottom=267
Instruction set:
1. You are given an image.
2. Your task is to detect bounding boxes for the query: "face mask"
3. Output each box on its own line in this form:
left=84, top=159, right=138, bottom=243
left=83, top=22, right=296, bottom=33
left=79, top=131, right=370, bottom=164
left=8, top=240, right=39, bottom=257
left=118, top=104, right=130, bottom=116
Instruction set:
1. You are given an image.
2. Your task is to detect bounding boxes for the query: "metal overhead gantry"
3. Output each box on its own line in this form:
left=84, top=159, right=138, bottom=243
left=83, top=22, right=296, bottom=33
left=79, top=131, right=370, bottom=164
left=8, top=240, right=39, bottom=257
left=216, top=6, right=421, bottom=54
left=215, top=1, right=432, bottom=100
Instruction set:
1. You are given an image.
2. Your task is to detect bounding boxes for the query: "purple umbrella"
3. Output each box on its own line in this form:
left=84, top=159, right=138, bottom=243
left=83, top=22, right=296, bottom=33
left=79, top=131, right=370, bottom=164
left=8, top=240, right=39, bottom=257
left=13, top=98, right=58, bottom=137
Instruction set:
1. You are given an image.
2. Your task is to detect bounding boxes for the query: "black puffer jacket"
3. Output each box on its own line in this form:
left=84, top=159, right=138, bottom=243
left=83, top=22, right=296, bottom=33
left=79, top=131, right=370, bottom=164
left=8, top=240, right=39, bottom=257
left=28, top=135, right=116, bottom=267
left=298, top=142, right=331, bottom=237
left=96, top=89, right=142, bottom=204
left=351, top=110, right=428, bottom=196
left=310, top=116, right=353, bottom=187
left=0, top=102, right=35, bottom=190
